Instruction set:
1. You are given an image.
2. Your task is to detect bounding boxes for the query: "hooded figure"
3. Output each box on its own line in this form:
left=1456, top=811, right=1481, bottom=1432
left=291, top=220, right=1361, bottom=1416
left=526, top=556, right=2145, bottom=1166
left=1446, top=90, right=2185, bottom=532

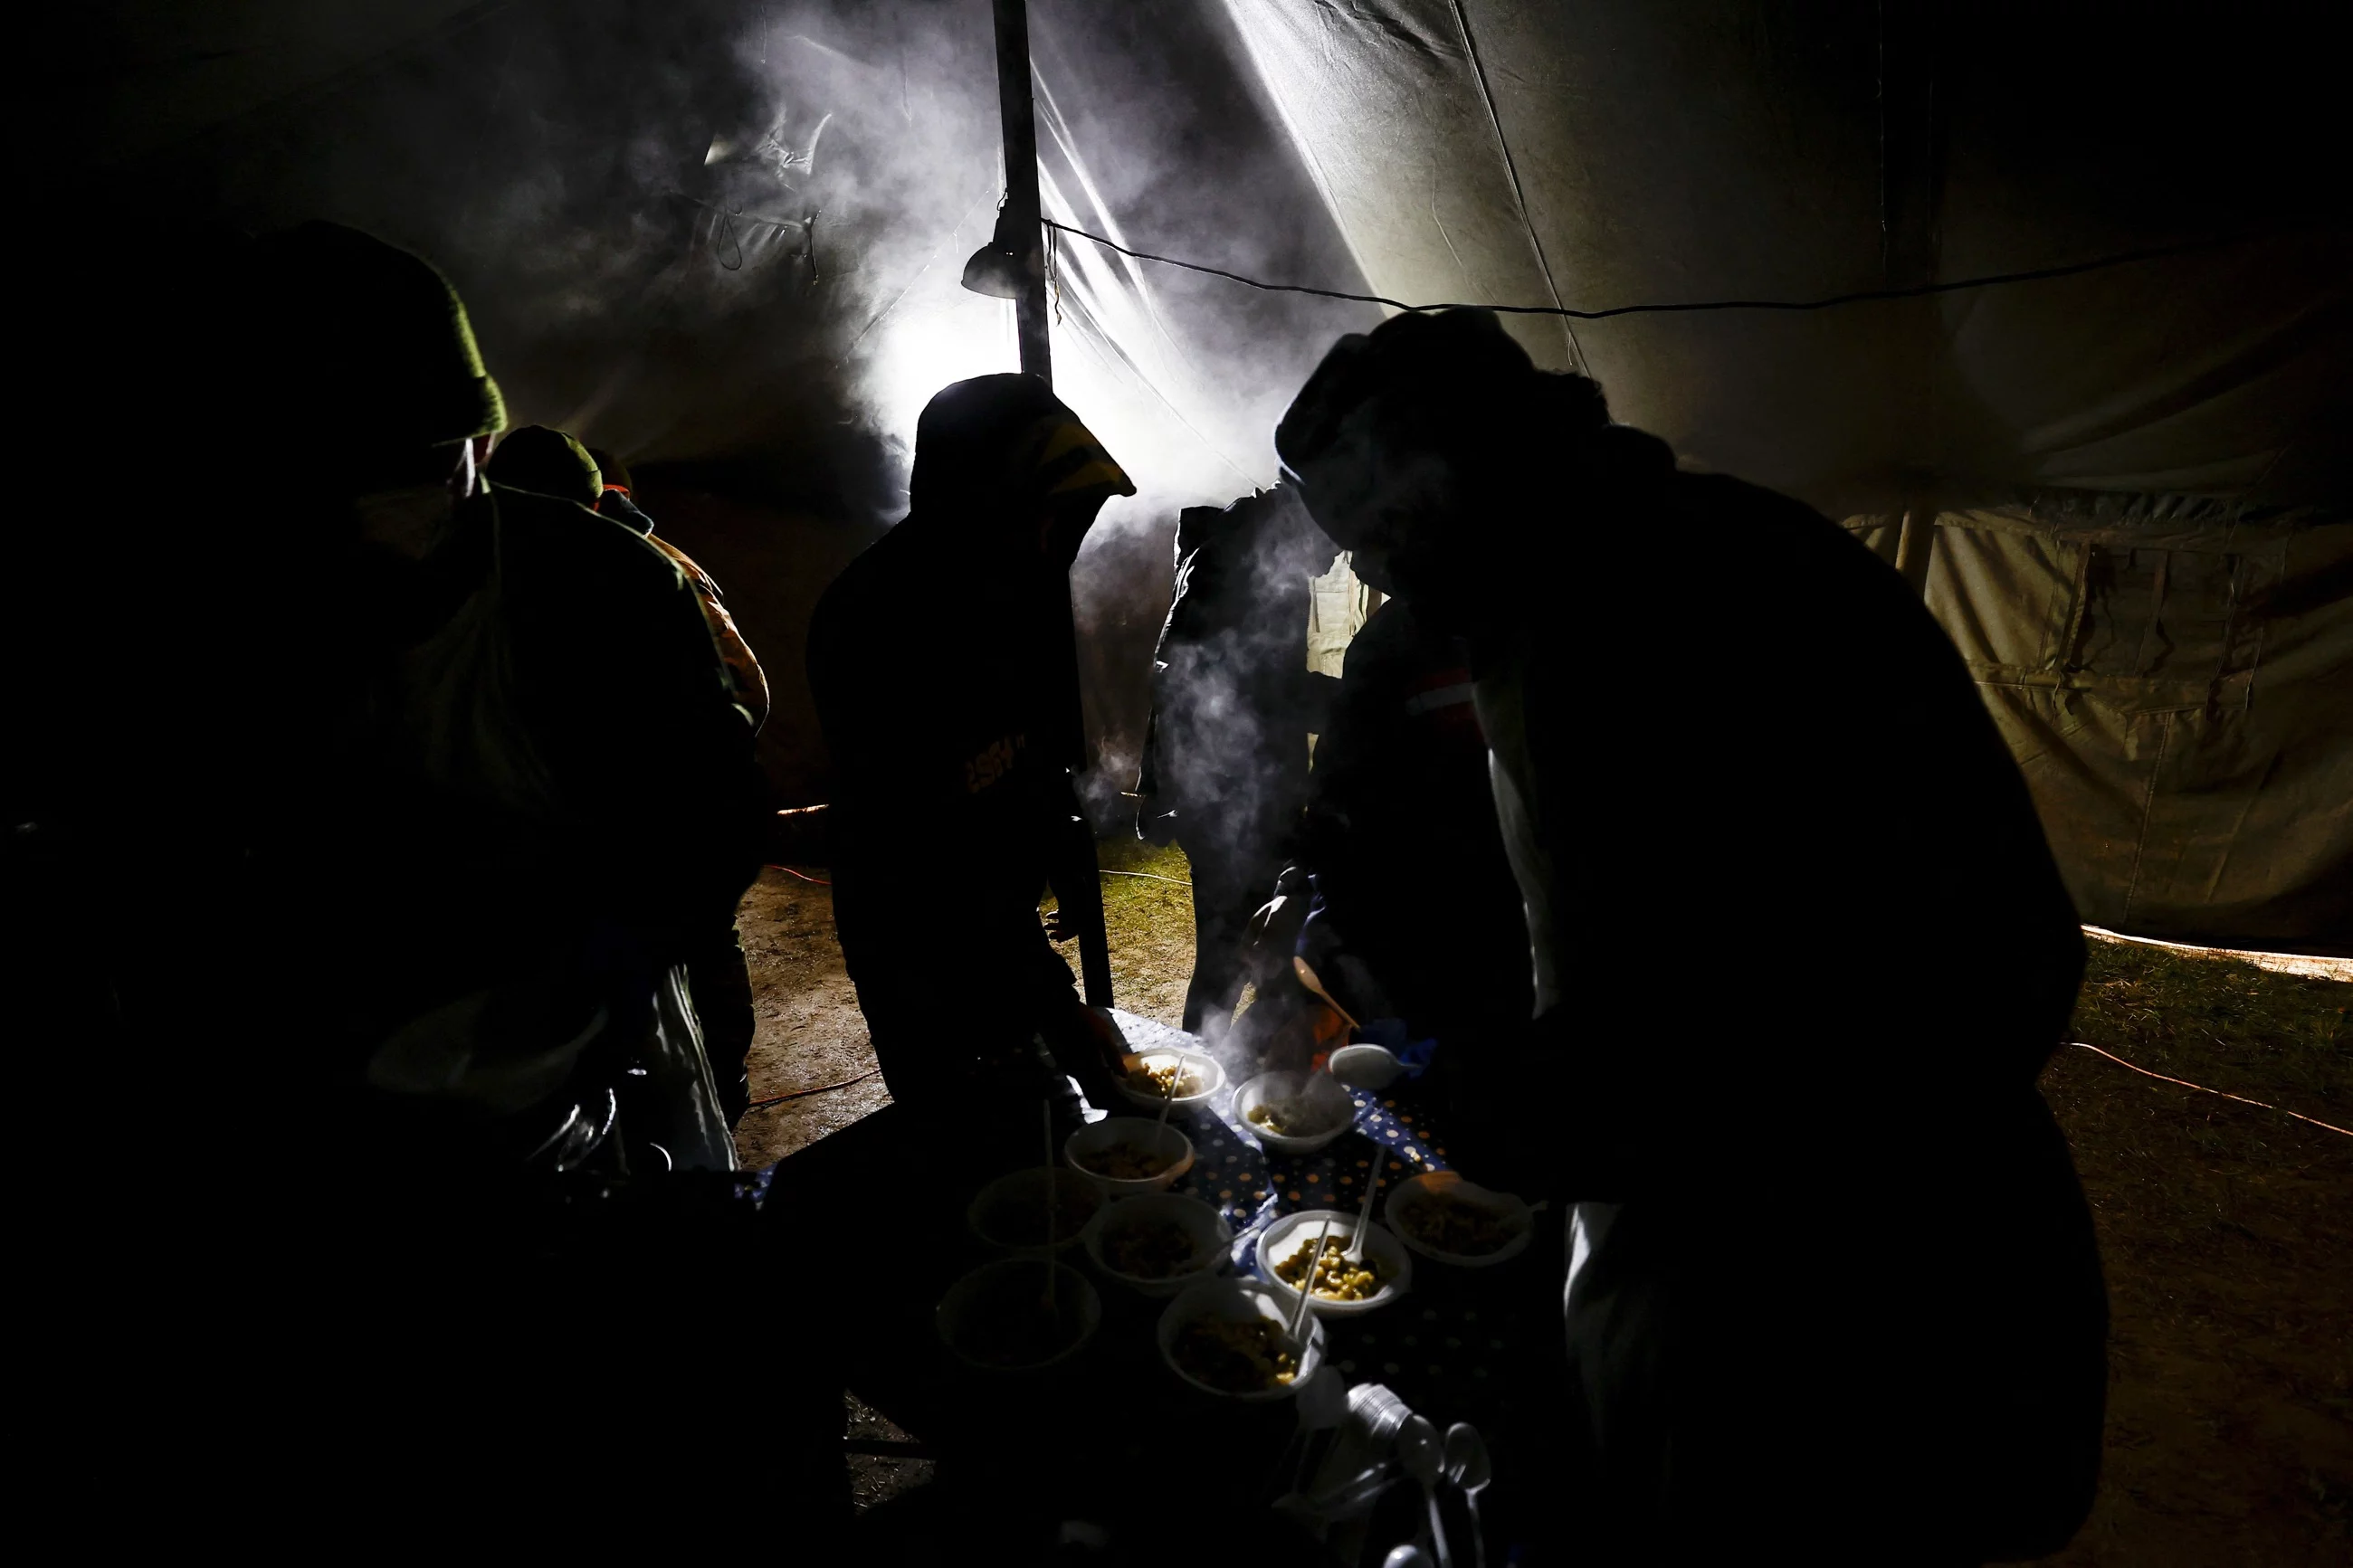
left=1276, top=311, right=2105, bottom=1563
left=1131, top=485, right=1336, bottom=1037
left=807, top=374, right=1135, bottom=1124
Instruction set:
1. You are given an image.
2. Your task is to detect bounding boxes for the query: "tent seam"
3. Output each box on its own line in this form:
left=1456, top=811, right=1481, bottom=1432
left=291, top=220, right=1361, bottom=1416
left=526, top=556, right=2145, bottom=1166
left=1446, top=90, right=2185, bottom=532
left=1443, top=0, right=1589, bottom=375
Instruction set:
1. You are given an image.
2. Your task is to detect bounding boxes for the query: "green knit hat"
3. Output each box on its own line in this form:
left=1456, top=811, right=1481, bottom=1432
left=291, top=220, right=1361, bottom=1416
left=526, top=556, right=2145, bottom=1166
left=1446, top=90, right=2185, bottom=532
left=251, top=221, right=506, bottom=457
left=488, top=425, right=601, bottom=507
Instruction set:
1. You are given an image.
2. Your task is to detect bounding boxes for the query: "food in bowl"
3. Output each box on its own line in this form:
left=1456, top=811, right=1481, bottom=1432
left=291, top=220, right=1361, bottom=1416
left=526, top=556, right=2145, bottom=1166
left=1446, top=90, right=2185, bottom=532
left=1246, top=1095, right=1343, bottom=1138
left=1274, top=1233, right=1385, bottom=1301
left=1395, top=1190, right=1519, bottom=1257
left=1127, top=1055, right=1207, bottom=1099
left=1075, top=1143, right=1175, bottom=1182
left=1170, top=1316, right=1299, bottom=1392
left=973, top=1173, right=1101, bottom=1249
left=964, top=1292, right=1089, bottom=1370
left=1102, top=1221, right=1205, bottom=1281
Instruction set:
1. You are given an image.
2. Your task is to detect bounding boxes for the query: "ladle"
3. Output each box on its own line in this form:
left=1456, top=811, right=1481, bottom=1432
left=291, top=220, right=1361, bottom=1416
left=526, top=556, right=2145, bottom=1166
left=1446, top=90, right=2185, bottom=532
left=1397, top=1414, right=1452, bottom=1568
left=1443, top=1422, right=1493, bottom=1568
left=1291, top=955, right=1362, bottom=1033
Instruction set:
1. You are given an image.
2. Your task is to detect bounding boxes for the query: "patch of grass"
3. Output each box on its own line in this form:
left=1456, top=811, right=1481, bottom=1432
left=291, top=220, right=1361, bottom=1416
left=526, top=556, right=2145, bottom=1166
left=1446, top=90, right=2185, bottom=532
left=2069, top=940, right=2349, bottom=1116
left=2038, top=939, right=2352, bottom=1566
left=1041, top=838, right=1197, bottom=1028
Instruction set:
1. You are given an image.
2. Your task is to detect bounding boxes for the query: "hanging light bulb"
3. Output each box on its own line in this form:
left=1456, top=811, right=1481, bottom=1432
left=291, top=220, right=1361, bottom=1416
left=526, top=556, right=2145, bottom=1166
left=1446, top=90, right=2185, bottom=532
left=960, top=205, right=1028, bottom=299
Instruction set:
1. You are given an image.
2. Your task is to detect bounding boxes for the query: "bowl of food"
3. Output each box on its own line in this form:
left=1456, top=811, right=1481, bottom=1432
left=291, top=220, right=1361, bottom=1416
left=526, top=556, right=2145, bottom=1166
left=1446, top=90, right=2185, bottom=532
left=938, top=1258, right=1101, bottom=1374
left=1384, top=1171, right=1536, bottom=1268
left=1084, top=1192, right=1233, bottom=1297
left=1113, top=1048, right=1224, bottom=1113
left=1063, top=1117, right=1195, bottom=1198
left=1254, top=1208, right=1413, bottom=1317
left=1157, top=1278, right=1325, bottom=1401
left=967, top=1167, right=1107, bottom=1255
left=1234, top=1069, right=1358, bottom=1155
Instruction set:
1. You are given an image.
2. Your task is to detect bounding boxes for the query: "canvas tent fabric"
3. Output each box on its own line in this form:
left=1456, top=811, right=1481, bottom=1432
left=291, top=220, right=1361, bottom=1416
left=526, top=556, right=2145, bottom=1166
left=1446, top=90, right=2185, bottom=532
left=36, top=0, right=2353, bottom=948
left=1846, top=500, right=2352, bottom=952
left=1220, top=0, right=2351, bottom=510
left=1223, top=0, right=2351, bottom=948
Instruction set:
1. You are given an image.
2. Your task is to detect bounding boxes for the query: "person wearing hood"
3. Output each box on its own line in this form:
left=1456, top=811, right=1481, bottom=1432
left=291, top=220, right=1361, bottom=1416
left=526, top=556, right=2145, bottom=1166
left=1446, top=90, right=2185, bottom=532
left=1274, top=309, right=2105, bottom=1563
left=807, top=374, right=1136, bottom=1129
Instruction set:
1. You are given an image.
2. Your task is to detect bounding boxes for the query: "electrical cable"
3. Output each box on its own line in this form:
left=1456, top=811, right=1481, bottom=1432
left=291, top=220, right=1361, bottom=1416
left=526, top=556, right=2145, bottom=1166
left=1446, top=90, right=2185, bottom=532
left=1100, top=869, right=1192, bottom=889
left=2069, top=1041, right=2349, bottom=1138
left=1042, top=220, right=2296, bottom=321
left=743, top=1064, right=881, bottom=1113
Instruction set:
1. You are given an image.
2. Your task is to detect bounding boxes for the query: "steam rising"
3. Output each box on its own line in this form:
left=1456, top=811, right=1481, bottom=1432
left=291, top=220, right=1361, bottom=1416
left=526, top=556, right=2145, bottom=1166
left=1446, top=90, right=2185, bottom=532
left=113, top=0, right=1377, bottom=800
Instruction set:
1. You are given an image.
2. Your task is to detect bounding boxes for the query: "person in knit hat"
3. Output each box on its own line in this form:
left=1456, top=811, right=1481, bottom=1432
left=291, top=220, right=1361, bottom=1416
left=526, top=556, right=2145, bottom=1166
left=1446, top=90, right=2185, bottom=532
left=228, top=223, right=767, bottom=1179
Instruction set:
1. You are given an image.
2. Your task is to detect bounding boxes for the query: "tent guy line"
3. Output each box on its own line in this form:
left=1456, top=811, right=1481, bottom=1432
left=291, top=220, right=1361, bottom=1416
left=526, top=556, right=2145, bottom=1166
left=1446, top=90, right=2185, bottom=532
left=1043, top=219, right=2298, bottom=321
left=2070, top=1041, right=2351, bottom=1138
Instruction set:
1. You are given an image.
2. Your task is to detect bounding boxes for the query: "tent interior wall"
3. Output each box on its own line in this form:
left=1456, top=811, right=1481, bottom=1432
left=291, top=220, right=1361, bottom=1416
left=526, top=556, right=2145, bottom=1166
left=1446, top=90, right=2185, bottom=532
left=37, top=0, right=2348, bottom=951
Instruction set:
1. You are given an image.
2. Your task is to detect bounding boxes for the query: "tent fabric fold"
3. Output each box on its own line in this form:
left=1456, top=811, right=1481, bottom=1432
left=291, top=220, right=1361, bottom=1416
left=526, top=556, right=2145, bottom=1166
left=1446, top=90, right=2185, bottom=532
left=1844, top=499, right=2351, bottom=952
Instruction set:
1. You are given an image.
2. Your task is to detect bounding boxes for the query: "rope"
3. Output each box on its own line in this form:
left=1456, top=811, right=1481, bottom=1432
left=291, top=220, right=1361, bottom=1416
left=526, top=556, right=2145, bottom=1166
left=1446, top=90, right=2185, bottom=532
left=2069, top=1041, right=2349, bottom=1138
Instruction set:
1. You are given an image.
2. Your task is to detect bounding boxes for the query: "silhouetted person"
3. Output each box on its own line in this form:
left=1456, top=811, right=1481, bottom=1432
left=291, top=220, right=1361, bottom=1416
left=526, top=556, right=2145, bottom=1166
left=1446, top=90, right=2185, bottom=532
left=1284, top=588, right=1530, bottom=1049
left=112, top=220, right=786, bottom=1532
left=808, top=375, right=1134, bottom=1129
left=1277, top=309, right=2106, bottom=1563
left=586, top=446, right=772, bottom=736
left=483, top=427, right=770, bottom=1126
left=1132, top=485, right=1336, bottom=1038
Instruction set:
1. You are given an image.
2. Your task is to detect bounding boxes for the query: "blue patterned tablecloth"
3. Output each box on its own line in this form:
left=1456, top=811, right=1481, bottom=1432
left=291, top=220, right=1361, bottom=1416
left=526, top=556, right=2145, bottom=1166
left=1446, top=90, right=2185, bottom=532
left=1104, top=1010, right=1452, bottom=1275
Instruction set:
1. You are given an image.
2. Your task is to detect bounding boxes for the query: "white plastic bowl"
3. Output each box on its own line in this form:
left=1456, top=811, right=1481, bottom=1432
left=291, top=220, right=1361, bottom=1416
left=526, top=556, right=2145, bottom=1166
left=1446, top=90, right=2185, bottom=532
left=1063, top=1117, right=1195, bottom=1198
left=1254, top=1208, right=1414, bottom=1317
left=1157, top=1278, right=1326, bottom=1401
left=1083, top=1192, right=1233, bottom=1297
left=966, top=1167, right=1106, bottom=1256
left=1112, top=1048, right=1225, bottom=1113
left=1233, top=1069, right=1358, bottom=1155
left=1384, top=1172, right=1536, bottom=1268
left=937, top=1258, right=1101, bottom=1374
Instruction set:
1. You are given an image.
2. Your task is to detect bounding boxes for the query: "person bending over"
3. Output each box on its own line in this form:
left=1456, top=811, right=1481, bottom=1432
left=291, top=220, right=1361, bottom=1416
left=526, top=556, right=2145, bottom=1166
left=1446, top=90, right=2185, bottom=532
left=1275, top=309, right=2105, bottom=1565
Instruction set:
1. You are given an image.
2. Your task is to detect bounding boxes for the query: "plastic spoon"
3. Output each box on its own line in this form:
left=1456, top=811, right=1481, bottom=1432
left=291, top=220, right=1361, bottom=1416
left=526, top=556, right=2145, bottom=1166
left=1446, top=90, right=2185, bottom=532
left=1347, top=1159, right=1384, bottom=1261
left=1443, top=1422, right=1493, bottom=1568
left=1398, top=1414, right=1451, bottom=1568
left=1288, top=1217, right=1334, bottom=1343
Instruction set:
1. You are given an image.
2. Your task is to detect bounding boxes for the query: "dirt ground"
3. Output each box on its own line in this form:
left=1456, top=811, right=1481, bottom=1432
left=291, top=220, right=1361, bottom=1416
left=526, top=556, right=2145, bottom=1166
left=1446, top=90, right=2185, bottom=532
left=733, top=850, right=2350, bottom=1560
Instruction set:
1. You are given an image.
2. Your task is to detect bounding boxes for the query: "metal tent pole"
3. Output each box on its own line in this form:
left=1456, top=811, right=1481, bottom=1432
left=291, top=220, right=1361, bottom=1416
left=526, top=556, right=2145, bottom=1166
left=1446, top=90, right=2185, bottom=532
left=988, top=0, right=1110, bottom=1009
left=991, top=0, right=1053, bottom=383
